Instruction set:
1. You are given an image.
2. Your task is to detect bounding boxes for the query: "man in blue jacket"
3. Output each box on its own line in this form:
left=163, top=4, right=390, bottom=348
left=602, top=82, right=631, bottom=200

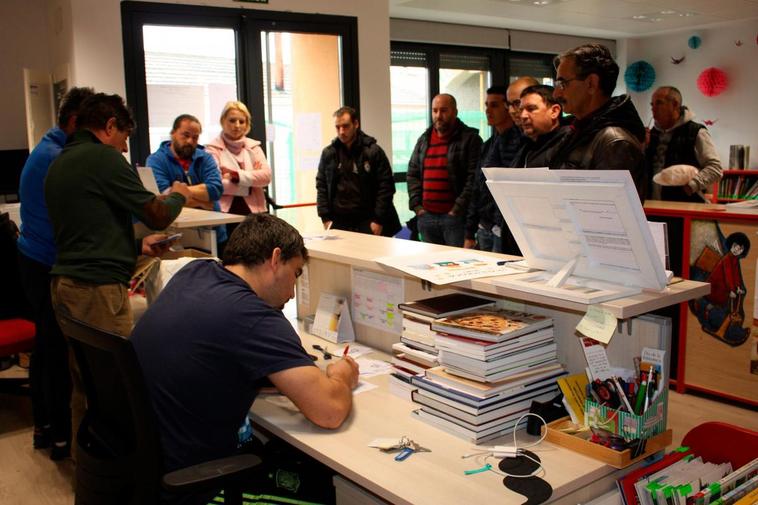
left=146, top=114, right=226, bottom=245
left=17, top=86, right=94, bottom=460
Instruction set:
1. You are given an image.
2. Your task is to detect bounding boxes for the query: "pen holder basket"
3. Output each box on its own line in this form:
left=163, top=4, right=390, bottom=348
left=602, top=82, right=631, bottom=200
left=584, top=389, right=667, bottom=441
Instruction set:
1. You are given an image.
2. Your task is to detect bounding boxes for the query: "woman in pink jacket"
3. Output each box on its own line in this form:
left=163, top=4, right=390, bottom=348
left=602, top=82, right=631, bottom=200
left=206, top=101, right=272, bottom=217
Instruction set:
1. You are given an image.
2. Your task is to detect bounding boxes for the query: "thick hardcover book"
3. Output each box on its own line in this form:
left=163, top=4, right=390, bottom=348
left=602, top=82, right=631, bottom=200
left=411, top=409, right=527, bottom=443
left=413, top=381, right=561, bottom=416
left=412, top=386, right=558, bottom=425
left=434, top=327, right=554, bottom=360
left=398, top=293, right=495, bottom=319
left=432, top=308, right=552, bottom=342
left=427, top=362, right=564, bottom=396
left=439, top=341, right=558, bottom=373
left=444, top=357, right=559, bottom=382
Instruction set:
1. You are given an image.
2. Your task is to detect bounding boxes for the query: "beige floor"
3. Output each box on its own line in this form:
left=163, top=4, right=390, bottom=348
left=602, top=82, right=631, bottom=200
left=0, top=388, right=756, bottom=505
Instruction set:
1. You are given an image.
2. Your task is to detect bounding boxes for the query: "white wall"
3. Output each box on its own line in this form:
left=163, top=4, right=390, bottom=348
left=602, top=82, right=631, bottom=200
left=625, top=19, right=758, bottom=169
left=0, top=0, right=52, bottom=150
left=0, top=0, right=391, bottom=154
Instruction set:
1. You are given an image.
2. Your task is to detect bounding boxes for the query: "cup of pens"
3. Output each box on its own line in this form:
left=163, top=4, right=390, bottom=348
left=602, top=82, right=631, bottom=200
left=584, top=367, right=667, bottom=457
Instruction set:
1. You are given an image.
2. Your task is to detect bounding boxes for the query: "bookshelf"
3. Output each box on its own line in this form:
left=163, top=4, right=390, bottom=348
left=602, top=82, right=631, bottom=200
left=712, top=169, right=758, bottom=203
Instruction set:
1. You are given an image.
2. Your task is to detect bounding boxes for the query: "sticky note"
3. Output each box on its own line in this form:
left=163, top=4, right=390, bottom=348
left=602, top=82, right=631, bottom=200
left=576, top=305, right=617, bottom=345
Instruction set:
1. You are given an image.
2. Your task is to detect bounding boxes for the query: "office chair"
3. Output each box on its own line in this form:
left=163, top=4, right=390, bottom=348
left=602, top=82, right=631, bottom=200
left=57, top=313, right=261, bottom=505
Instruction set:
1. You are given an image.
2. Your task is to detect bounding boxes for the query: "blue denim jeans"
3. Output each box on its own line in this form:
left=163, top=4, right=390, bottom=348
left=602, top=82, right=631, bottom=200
left=476, top=226, right=502, bottom=252
left=417, top=212, right=465, bottom=247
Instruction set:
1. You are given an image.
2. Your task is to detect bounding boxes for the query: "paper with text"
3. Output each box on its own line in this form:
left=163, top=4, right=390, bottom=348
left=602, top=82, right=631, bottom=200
left=576, top=305, right=618, bottom=345
left=351, top=268, right=404, bottom=335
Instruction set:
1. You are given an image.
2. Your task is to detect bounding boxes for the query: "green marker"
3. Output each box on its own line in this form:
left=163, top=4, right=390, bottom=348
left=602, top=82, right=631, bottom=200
left=634, top=371, right=648, bottom=415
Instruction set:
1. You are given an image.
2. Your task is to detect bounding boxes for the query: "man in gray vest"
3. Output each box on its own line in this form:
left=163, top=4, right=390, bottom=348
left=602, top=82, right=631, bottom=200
left=646, top=86, right=722, bottom=201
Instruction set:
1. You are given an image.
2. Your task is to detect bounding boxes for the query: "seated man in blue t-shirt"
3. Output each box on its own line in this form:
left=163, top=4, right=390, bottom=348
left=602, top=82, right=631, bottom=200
left=131, top=213, right=359, bottom=484
left=146, top=114, right=227, bottom=245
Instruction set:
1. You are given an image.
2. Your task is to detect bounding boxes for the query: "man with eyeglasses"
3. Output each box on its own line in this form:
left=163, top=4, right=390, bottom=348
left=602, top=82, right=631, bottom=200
left=549, top=44, right=647, bottom=199
left=646, top=86, right=722, bottom=202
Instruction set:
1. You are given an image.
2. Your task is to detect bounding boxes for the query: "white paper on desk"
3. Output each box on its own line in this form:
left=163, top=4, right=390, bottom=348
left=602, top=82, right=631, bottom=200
left=351, top=268, right=404, bottom=335
left=311, top=293, right=355, bottom=344
left=576, top=305, right=618, bottom=345
left=353, top=380, right=378, bottom=395
left=333, top=343, right=373, bottom=359
left=580, top=337, right=613, bottom=380
left=374, top=249, right=527, bottom=285
left=355, top=358, right=392, bottom=377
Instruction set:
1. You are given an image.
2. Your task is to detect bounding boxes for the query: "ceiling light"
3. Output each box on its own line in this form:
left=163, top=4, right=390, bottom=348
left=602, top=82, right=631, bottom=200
left=650, top=17, right=663, bottom=22
left=659, top=10, right=676, bottom=15
left=632, top=15, right=647, bottom=19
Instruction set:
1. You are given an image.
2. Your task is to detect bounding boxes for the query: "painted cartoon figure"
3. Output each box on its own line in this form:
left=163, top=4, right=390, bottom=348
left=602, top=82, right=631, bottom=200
left=689, top=231, right=751, bottom=346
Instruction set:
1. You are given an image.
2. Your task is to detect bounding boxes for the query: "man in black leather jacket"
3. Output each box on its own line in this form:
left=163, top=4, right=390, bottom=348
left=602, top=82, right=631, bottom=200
left=550, top=44, right=647, bottom=199
left=316, top=106, right=400, bottom=237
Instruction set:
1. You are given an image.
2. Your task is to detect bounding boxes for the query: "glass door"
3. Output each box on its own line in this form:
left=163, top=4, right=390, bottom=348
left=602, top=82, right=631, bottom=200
left=260, top=31, right=343, bottom=232
left=142, top=25, right=238, bottom=156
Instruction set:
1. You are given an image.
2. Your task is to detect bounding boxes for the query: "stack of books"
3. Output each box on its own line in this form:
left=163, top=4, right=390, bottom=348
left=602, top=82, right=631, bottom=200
left=409, top=307, right=567, bottom=443
left=389, top=293, right=494, bottom=400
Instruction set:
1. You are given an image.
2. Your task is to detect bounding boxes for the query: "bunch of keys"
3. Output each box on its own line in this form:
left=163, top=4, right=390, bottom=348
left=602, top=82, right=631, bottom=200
left=369, top=436, right=432, bottom=461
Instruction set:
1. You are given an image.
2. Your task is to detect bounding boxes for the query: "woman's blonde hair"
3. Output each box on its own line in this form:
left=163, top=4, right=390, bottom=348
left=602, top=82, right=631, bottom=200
left=219, top=101, right=252, bottom=135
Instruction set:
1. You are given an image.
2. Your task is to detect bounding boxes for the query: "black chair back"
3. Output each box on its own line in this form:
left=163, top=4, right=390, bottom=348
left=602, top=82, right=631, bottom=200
left=58, top=312, right=163, bottom=504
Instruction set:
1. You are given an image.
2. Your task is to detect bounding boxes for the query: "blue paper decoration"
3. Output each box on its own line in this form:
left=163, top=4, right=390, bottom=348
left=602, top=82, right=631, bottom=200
left=624, top=61, right=656, bottom=92
left=688, top=35, right=702, bottom=49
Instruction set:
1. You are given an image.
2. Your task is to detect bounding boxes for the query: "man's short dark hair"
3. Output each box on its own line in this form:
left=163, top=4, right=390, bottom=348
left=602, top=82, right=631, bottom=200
left=334, top=106, right=358, bottom=122
left=57, top=87, right=95, bottom=128
left=521, top=84, right=561, bottom=108
left=171, top=114, right=201, bottom=132
left=486, top=85, right=508, bottom=98
left=223, top=213, right=309, bottom=268
left=554, top=44, right=619, bottom=97
left=76, top=93, right=135, bottom=132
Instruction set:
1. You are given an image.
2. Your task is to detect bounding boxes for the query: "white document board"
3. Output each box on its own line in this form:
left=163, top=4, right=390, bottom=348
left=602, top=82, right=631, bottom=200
left=484, top=168, right=667, bottom=303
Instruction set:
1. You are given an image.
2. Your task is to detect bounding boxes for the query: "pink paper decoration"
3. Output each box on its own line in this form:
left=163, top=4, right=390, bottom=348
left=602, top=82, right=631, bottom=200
left=697, top=67, right=728, bottom=97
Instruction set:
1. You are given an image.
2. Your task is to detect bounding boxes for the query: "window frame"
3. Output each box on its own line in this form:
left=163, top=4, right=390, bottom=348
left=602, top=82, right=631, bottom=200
left=121, top=1, right=359, bottom=165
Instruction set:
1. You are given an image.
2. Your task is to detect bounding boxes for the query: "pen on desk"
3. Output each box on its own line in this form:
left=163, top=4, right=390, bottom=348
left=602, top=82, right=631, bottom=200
left=496, top=259, right=521, bottom=266
left=343, top=344, right=350, bottom=358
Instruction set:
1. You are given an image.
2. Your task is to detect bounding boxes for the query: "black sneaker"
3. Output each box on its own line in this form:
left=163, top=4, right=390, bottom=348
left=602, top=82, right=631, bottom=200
left=50, top=441, right=71, bottom=461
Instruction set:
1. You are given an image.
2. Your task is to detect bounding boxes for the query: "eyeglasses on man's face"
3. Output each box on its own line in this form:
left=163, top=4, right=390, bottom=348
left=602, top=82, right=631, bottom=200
left=554, top=76, right=585, bottom=90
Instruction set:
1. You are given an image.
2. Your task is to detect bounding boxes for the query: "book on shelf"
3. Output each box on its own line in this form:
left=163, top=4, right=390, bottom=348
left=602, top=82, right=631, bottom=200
left=431, top=308, right=552, bottom=343
left=388, top=374, right=416, bottom=401
left=411, top=408, right=527, bottom=444
left=411, top=371, right=565, bottom=409
left=443, top=356, right=560, bottom=383
left=412, top=385, right=558, bottom=425
left=423, top=363, right=565, bottom=398
left=391, top=342, right=438, bottom=367
left=438, top=341, right=558, bottom=373
left=391, top=355, right=429, bottom=376
left=399, top=335, right=438, bottom=355
left=434, top=327, right=554, bottom=359
left=413, top=380, right=560, bottom=416
left=398, top=292, right=495, bottom=319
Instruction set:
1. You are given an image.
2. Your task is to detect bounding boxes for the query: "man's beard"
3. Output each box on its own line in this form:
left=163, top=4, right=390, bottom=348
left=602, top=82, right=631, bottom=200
left=173, top=142, right=195, bottom=160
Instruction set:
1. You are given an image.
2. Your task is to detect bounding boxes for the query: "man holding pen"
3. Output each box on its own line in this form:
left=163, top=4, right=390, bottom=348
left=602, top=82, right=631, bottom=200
left=131, top=213, right=359, bottom=504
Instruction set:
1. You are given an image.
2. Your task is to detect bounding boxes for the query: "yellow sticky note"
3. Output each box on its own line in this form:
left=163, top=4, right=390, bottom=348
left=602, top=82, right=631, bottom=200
left=576, top=305, right=617, bottom=344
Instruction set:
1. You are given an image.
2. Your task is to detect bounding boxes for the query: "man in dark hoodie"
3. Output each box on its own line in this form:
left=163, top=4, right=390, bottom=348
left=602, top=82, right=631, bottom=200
left=550, top=44, right=647, bottom=199
left=316, top=106, right=400, bottom=237
left=407, top=93, right=482, bottom=246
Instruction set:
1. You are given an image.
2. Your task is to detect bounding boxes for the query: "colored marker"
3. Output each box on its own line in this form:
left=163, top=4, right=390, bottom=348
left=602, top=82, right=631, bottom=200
left=343, top=344, right=350, bottom=358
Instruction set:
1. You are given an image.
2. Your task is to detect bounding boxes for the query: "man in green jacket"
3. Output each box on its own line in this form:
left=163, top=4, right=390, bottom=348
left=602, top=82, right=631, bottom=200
left=45, top=93, right=192, bottom=336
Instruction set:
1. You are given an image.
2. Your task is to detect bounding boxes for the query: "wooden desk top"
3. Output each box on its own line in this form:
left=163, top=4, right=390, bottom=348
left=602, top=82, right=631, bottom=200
left=250, top=331, right=624, bottom=505
left=171, top=207, right=245, bottom=228
left=644, top=200, right=758, bottom=220
left=303, top=230, right=709, bottom=319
